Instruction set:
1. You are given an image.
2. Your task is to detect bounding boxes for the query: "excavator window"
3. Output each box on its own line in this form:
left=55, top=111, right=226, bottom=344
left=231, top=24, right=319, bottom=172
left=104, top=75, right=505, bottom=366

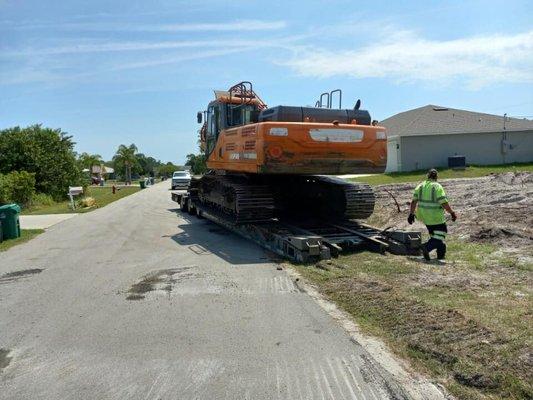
left=226, top=104, right=257, bottom=127
left=205, top=105, right=220, bottom=156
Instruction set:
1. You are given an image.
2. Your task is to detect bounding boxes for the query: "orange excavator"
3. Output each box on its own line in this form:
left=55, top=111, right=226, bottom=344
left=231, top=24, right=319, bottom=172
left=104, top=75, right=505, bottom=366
left=190, top=81, right=386, bottom=224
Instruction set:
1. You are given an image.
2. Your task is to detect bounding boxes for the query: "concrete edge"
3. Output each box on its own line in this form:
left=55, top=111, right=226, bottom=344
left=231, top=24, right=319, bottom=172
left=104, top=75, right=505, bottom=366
left=284, top=266, right=454, bottom=400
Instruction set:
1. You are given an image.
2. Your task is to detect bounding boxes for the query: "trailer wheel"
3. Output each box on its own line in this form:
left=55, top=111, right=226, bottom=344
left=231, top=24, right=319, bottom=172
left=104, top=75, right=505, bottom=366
left=196, top=208, right=204, bottom=219
left=180, top=197, right=189, bottom=213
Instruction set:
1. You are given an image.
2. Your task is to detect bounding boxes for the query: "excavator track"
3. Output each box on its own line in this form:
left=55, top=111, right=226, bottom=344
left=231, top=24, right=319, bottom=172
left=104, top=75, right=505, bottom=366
left=318, top=175, right=375, bottom=220
left=193, top=173, right=374, bottom=224
left=272, top=175, right=375, bottom=221
left=195, top=174, right=275, bottom=224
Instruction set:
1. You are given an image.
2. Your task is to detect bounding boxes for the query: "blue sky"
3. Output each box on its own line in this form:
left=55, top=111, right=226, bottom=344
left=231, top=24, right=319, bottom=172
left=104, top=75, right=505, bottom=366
left=1, top=0, right=532, bottom=164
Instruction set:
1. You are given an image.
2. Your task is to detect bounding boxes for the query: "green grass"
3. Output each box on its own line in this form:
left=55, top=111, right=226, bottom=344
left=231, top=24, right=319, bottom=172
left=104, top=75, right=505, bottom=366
left=293, top=239, right=533, bottom=399
left=349, top=163, right=533, bottom=186
left=22, top=186, right=141, bottom=215
left=0, top=229, right=44, bottom=252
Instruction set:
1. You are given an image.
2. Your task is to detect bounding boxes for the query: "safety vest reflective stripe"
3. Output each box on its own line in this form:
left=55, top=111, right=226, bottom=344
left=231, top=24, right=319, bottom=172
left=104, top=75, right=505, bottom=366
left=418, top=202, right=442, bottom=208
left=431, top=230, right=447, bottom=240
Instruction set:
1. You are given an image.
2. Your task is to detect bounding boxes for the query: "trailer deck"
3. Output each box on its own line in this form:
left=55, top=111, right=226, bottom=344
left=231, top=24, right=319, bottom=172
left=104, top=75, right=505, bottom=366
left=172, top=191, right=421, bottom=263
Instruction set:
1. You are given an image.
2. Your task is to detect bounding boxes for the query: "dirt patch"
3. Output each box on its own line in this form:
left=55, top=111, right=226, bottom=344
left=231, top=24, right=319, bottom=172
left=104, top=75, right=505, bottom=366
left=0, top=349, right=12, bottom=371
left=369, top=172, right=533, bottom=252
left=0, top=268, right=43, bottom=284
left=126, top=267, right=196, bottom=300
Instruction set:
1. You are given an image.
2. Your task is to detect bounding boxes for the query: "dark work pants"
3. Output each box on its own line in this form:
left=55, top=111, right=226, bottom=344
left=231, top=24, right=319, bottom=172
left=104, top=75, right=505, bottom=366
left=425, top=223, right=447, bottom=259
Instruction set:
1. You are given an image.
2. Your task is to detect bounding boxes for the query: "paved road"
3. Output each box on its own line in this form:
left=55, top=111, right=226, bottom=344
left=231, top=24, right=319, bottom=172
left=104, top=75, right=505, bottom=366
left=1, top=182, right=414, bottom=399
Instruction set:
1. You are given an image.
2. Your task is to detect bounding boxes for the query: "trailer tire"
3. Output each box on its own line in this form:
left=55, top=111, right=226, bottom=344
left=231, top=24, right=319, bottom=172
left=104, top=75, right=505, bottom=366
left=180, top=198, right=189, bottom=213
left=196, top=208, right=204, bottom=219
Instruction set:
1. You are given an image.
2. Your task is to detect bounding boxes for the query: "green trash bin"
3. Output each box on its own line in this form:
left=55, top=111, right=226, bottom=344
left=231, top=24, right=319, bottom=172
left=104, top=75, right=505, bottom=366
left=139, top=180, right=146, bottom=189
left=0, top=204, right=21, bottom=240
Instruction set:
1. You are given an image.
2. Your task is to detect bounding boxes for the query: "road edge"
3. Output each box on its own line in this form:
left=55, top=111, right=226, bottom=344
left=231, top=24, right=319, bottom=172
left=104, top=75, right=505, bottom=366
left=284, top=265, right=453, bottom=400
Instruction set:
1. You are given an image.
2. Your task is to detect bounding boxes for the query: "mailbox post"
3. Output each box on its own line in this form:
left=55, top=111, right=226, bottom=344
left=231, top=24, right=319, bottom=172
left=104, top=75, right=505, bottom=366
left=68, top=186, right=84, bottom=210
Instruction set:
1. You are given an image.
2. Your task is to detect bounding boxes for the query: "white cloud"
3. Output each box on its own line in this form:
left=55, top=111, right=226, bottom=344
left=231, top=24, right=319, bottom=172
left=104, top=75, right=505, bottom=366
left=283, top=30, right=533, bottom=88
left=132, top=20, right=287, bottom=32
left=1, top=19, right=286, bottom=32
left=1, top=38, right=289, bottom=57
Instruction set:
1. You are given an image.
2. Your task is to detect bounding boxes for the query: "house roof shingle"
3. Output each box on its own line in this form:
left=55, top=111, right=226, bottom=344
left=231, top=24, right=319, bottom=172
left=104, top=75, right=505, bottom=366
left=380, top=105, right=533, bottom=137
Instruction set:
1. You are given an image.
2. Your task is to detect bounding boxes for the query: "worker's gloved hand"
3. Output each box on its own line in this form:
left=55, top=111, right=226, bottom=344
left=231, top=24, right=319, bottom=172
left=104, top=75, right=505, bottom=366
left=407, top=213, right=415, bottom=225
left=451, top=211, right=457, bottom=222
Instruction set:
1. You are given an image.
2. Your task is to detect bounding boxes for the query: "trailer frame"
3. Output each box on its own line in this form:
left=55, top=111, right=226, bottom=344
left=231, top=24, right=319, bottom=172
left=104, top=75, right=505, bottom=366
left=172, top=191, right=421, bottom=263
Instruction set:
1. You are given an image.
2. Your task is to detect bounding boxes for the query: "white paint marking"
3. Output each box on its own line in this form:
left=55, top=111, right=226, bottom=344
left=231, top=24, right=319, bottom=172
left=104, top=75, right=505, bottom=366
left=326, top=357, right=347, bottom=400
left=310, top=358, right=326, bottom=400
left=342, top=357, right=367, bottom=400
left=335, top=357, right=358, bottom=400
left=319, top=363, right=336, bottom=400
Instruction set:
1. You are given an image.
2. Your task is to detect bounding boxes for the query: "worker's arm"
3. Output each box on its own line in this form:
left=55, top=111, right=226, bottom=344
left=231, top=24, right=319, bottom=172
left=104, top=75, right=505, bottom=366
left=409, top=199, right=417, bottom=214
left=436, top=184, right=457, bottom=221
left=407, top=187, right=419, bottom=224
left=441, top=202, right=457, bottom=221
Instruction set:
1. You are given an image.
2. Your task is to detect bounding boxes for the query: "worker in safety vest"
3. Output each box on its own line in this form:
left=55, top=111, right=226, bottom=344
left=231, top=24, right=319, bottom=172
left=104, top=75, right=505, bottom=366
left=408, top=169, right=457, bottom=260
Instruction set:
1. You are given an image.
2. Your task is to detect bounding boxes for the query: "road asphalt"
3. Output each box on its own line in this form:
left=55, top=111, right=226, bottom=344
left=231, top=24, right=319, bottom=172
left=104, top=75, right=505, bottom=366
left=0, top=181, right=432, bottom=399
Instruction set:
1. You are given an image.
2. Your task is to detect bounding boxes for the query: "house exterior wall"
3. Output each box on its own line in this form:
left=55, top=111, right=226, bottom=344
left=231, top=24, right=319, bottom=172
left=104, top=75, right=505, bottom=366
left=396, top=130, right=533, bottom=172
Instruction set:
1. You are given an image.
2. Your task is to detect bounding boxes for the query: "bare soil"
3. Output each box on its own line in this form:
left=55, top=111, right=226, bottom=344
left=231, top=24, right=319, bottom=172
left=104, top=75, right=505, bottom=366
left=369, top=172, right=533, bottom=254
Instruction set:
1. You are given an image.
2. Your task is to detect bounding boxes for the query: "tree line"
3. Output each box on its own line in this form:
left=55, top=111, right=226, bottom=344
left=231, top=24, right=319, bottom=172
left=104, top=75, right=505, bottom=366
left=0, top=125, right=184, bottom=206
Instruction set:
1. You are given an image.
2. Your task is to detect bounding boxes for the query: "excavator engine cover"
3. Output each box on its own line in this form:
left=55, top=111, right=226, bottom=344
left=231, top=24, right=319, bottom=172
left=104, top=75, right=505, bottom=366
left=258, top=106, right=372, bottom=125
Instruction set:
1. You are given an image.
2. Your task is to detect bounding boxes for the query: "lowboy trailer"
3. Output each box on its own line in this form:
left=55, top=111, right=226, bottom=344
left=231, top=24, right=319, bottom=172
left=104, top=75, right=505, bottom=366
left=172, top=191, right=422, bottom=263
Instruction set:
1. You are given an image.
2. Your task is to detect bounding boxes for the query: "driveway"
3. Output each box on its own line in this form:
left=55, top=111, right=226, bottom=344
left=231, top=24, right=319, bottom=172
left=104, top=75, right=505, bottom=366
left=1, top=182, right=433, bottom=399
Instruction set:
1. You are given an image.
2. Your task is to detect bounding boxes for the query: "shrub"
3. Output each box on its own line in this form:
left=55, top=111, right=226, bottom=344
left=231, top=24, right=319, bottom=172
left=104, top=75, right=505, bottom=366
left=30, top=192, right=55, bottom=207
left=0, top=171, right=36, bottom=206
left=78, top=197, right=96, bottom=209
left=0, top=174, right=13, bottom=204
left=0, top=125, right=82, bottom=200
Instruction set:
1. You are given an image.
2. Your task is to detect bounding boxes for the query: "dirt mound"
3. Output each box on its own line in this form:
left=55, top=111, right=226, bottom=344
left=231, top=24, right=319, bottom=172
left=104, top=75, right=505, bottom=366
left=368, top=172, right=533, bottom=252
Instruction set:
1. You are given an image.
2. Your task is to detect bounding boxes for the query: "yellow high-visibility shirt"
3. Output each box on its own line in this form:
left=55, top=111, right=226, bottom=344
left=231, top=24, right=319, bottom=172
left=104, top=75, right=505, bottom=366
left=412, top=180, right=448, bottom=225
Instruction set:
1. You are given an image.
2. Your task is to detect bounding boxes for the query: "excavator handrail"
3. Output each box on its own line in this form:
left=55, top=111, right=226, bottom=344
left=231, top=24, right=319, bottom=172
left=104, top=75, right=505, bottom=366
left=228, top=81, right=267, bottom=110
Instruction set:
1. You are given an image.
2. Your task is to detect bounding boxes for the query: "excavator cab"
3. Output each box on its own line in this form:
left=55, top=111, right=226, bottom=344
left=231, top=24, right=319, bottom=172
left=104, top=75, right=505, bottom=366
left=200, top=82, right=266, bottom=157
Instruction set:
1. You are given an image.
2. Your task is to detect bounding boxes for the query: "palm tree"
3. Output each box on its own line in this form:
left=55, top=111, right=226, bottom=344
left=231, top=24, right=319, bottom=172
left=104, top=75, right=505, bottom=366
left=113, top=144, right=138, bottom=184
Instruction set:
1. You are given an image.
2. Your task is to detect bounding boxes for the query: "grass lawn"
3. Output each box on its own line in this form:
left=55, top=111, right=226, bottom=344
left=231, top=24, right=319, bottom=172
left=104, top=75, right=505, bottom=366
left=349, top=163, right=533, bottom=186
left=293, top=239, right=532, bottom=399
left=0, top=229, right=44, bottom=252
left=22, top=186, right=141, bottom=215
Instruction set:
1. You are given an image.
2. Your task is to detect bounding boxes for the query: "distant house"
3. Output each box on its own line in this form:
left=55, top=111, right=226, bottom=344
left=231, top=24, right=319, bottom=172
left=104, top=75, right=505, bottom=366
left=91, top=165, right=115, bottom=179
left=381, top=105, right=533, bottom=172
